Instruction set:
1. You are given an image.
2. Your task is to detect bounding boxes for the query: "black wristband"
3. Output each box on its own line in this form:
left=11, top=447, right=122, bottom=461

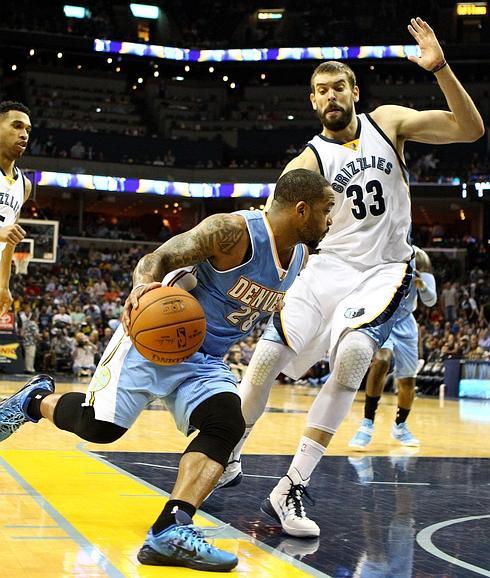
left=431, top=59, right=447, bottom=73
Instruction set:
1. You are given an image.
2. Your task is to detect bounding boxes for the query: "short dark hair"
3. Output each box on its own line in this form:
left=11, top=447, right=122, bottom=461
left=0, top=100, right=31, bottom=117
left=310, top=61, right=357, bottom=92
left=273, top=168, right=331, bottom=204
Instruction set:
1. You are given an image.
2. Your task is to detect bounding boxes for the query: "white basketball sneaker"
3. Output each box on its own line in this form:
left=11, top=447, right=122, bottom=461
left=261, top=469, right=320, bottom=538
left=214, top=459, right=243, bottom=491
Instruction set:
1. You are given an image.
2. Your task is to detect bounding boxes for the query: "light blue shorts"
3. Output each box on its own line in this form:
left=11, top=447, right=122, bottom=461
left=382, top=313, right=419, bottom=379
left=87, top=327, right=238, bottom=435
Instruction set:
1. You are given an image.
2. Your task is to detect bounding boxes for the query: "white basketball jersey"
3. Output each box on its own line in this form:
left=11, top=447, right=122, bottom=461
left=310, top=113, right=412, bottom=267
left=0, top=167, right=25, bottom=256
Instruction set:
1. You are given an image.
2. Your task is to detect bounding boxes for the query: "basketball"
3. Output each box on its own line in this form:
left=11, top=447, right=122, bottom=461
left=129, top=286, right=206, bottom=365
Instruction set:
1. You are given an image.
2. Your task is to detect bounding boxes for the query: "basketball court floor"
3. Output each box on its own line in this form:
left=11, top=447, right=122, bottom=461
left=1, top=376, right=489, bottom=578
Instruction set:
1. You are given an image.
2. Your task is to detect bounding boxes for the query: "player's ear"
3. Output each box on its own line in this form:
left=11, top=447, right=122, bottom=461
left=295, top=200, right=307, bottom=217
left=310, top=93, right=317, bottom=111
left=353, top=85, right=360, bottom=103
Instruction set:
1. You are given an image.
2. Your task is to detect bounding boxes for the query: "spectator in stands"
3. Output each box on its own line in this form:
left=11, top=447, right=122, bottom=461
left=440, top=282, right=458, bottom=321
left=240, top=336, right=256, bottom=365
left=70, top=304, right=86, bottom=327
left=478, top=328, right=490, bottom=352
left=461, top=290, right=479, bottom=323
left=72, top=332, right=97, bottom=377
left=465, top=334, right=486, bottom=360
left=21, top=311, right=40, bottom=374
left=224, top=346, right=247, bottom=382
left=52, top=305, right=72, bottom=327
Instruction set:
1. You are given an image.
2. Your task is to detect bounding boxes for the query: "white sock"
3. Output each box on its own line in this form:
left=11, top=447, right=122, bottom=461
left=287, top=436, right=326, bottom=482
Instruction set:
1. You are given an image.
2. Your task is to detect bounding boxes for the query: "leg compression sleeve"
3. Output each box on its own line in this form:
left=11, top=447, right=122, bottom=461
left=53, top=392, right=127, bottom=443
left=307, top=331, right=377, bottom=434
left=240, top=338, right=296, bottom=426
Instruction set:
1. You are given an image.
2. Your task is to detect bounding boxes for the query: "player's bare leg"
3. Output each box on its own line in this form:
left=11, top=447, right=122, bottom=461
left=392, top=377, right=419, bottom=446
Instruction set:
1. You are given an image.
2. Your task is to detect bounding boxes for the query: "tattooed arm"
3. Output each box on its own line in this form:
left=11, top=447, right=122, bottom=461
left=122, top=213, right=248, bottom=332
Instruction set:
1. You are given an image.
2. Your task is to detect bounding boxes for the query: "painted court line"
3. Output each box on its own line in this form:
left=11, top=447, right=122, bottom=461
left=417, top=514, right=490, bottom=577
left=0, top=456, right=126, bottom=578
left=82, top=444, right=333, bottom=578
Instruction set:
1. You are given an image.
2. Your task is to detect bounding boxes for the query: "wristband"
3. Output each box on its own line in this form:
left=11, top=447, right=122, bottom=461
left=431, top=59, right=447, bottom=74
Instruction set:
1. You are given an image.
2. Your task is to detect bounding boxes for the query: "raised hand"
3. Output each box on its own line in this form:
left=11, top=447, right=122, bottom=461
left=407, top=17, right=445, bottom=72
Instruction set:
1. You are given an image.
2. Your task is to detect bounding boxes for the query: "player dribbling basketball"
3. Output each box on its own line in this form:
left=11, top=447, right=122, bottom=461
left=0, top=168, right=334, bottom=572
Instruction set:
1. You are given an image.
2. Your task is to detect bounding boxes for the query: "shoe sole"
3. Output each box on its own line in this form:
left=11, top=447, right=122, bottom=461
left=260, top=498, right=320, bottom=538
left=137, top=545, right=238, bottom=571
left=348, top=442, right=370, bottom=451
left=391, top=433, right=420, bottom=446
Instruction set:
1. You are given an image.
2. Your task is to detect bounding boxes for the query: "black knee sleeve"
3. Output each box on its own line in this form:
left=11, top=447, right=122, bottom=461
left=53, top=392, right=127, bottom=444
left=185, top=392, right=245, bottom=467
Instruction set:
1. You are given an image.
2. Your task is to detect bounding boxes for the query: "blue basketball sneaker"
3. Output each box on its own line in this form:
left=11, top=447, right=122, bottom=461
left=391, top=422, right=420, bottom=447
left=0, top=374, right=55, bottom=442
left=137, top=510, right=238, bottom=571
left=348, top=418, right=374, bottom=450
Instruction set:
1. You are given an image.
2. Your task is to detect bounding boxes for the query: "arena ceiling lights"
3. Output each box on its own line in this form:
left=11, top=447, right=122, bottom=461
left=63, top=5, right=90, bottom=18
left=129, top=3, right=160, bottom=19
left=94, top=39, right=420, bottom=62
left=257, top=9, right=284, bottom=20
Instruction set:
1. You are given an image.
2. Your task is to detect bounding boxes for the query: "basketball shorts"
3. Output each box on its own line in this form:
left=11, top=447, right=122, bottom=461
left=263, top=252, right=412, bottom=380
left=382, top=313, right=419, bottom=379
left=85, top=325, right=238, bottom=434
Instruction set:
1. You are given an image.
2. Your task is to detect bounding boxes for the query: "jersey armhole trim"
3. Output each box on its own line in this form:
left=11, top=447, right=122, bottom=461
left=364, top=113, right=410, bottom=186
left=306, top=143, right=324, bottom=176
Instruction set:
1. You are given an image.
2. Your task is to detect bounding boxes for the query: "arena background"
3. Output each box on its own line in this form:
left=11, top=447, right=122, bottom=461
left=0, top=2, right=489, bottom=577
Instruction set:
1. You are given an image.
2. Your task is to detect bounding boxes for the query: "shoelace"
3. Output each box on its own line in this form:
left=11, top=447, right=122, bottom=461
left=176, top=523, right=230, bottom=554
left=285, top=483, right=315, bottom=519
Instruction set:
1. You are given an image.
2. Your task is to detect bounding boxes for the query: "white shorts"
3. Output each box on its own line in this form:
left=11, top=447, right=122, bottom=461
left=265, top=253, right=412, bottom=380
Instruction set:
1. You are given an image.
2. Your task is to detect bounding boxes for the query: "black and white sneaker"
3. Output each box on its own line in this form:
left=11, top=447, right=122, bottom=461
left=261, top=470, right=320, bottom=538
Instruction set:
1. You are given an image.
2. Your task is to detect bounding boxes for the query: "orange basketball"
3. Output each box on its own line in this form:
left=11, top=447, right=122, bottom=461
left=129, top=286, right=206, bottom=365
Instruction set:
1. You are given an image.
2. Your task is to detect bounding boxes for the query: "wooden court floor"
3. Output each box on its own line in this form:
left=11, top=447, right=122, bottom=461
left=1, top=377, right=489, bottom=578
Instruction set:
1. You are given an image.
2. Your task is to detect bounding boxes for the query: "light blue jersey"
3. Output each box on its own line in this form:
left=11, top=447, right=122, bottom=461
left=88, top=210, right=307, bottom=434
left=189, top=210, right=307, bottom=357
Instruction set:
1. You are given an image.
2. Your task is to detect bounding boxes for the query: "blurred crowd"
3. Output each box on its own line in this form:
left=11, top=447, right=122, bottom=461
left=14, top=244, right=143, bottom=376
left=12, top=243, right=490, bottom=395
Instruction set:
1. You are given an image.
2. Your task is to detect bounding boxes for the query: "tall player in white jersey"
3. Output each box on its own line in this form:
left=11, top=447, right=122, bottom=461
left=214, top=18, right=484, bottom=537
left=0, top=101, right=31, bottom=312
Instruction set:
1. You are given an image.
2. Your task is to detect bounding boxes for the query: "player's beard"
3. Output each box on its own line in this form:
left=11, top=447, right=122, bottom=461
left=317, top=102, right=353, bottom=132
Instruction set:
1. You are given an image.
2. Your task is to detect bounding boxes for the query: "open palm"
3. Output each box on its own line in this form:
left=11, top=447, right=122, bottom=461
left=407, top=17, right=445, bottom=71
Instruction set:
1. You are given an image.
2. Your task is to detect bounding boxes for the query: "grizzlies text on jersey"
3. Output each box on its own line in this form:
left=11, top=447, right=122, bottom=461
left=308, top=113, right=412, bottom=267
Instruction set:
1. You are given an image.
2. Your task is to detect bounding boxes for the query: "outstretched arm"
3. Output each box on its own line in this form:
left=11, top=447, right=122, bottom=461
left=375, top=18, right=484, bottom=144
left=122, top=213, right=247, bottom=332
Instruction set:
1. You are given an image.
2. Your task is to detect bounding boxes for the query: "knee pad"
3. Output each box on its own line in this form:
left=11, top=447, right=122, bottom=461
left=240, top=338, right=295, bottom=426
left=53, top=392, right=127, bottom=444
left=186, top=392, right=245, bottom=467
left=334, top=332, right=377, bottom=391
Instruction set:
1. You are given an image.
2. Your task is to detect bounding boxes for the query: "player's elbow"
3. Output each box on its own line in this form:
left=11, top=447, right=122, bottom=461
left=462, top=119, right=485, bottom=142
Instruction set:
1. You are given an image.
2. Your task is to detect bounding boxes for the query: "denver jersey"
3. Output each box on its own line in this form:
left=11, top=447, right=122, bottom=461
left=0, top=167, right=25, bottom=257
left=309, top=113, right=412, bottom=267
left=166, top=210, right=307, bottom=357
